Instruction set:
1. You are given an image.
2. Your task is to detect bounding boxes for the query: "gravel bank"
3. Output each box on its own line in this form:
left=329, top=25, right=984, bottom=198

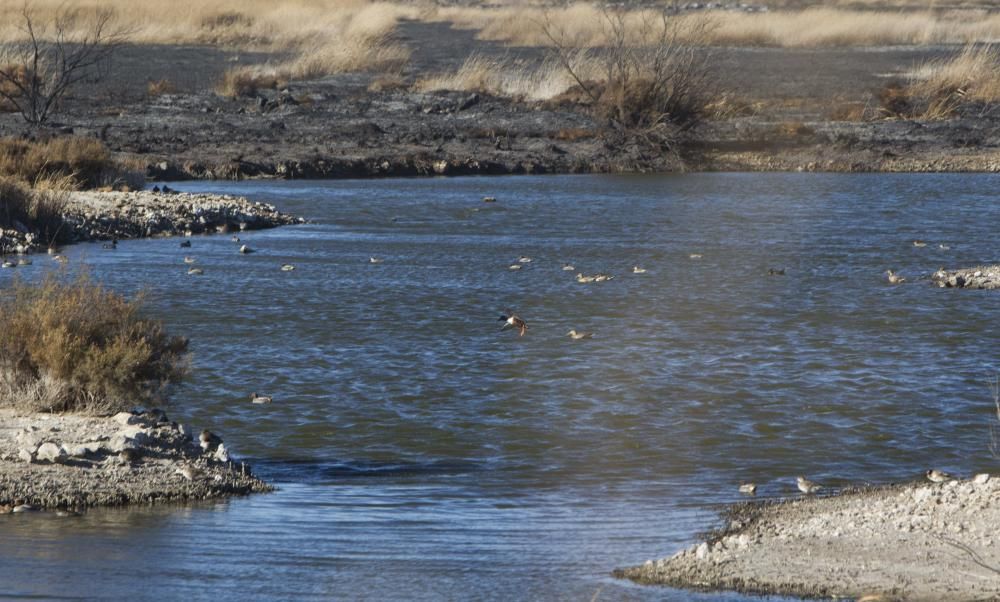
left=0, top=190, right=303, bottom=256
left=0, top=408, right=271, bottom=512
left=932, top=265, right=1000, bottom=290
left=615, top=476, right=1000, bottom=601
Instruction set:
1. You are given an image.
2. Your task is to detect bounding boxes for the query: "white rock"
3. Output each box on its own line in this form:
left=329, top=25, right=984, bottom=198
left=696, top=542, right=710, bottom=560
left=35, top=442, right=67, bottom=464
left=18, top=448, right=34, bottom=463
left=974, top=473, right=990, bottom=484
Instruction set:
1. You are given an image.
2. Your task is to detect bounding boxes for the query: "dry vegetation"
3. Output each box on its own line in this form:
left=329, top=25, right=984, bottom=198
left=415, top=54, right=592, bottom=100
left=432, top=5, right=1000, bottom=48
left=0, top=274, right=189, bottom=414
left=0, top=0, right=418, bottom=95
left=0, top=136, right=139, bottom=190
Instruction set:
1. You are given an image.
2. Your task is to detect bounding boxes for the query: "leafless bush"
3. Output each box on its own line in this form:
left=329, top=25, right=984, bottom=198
left=542, top=9, right=715, bottom=149
left=0, top=5, right=129, bottom=125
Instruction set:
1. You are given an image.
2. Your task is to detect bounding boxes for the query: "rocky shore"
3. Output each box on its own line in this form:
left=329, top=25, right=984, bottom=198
left=0, top=408, right=270, bottom=512
left=616, top=475, right=1000, bottom=601
left=0, top=190, right=304, bottom=256
left=932, top=265, right=1000, bottom=290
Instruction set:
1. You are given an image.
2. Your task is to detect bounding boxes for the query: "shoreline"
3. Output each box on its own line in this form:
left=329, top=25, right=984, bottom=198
left=615, top=476, right=1000, bottom=601
left=0, top=189, right=304, bottom=257
left=0, top=408, right=271, bottom=512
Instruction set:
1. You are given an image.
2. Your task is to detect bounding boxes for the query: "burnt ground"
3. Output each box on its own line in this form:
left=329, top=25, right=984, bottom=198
left=2, top=20, right=999, bottom=179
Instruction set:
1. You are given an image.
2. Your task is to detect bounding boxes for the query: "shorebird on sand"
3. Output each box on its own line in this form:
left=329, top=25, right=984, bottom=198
left=176, top=463, right=203, bottom=481
left=738, top=482, right=757, bottom=495
left=566, top=330, right=593, bottom=340
left=796, top=476, right=822, bottom=494
left=925, top=469, right=954, bottom=483
left=499, top=312, right=527, bottom=337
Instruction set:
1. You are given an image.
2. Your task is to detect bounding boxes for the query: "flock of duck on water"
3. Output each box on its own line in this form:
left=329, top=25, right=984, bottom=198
left=885, top=239, right=951, bottom=284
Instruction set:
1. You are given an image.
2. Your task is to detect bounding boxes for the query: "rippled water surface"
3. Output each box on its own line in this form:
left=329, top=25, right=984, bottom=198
left=1, top=174, right=999, bottom=601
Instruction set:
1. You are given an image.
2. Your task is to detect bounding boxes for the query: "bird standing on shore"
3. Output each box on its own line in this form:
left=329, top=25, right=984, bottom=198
left=885, top=270, right=905, bottom=284
left=925, top=469, right=954, bottom=483
left=199, top=430, right=222, bottom=453
left=499, top=312, right=527, bottom=336
left=176, top=463, right=203, bottom=481
left=796, top=476, right=822, bottom=494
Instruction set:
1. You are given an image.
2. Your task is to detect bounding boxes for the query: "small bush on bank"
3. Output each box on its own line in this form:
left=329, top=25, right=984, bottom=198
left=0, top=275, right=189, bottom=415
left=0, top=136, right=142, bottom=192
left=0, top=177, right=66, bottom=243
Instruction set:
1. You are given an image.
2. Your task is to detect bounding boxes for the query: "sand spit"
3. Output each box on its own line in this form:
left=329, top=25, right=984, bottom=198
left=0, top=190, right=304, bottom=256
left=0, top=408, right=271, bottom=512
left=615, top=476, right=1000, bottom=601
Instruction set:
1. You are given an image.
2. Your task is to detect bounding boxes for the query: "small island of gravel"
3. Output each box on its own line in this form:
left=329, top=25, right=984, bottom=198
left=0, top=408, right=270, bottom=512
left=1, top=189, right=304, bottom=256
left=615, top=476, right=1000, bottom=601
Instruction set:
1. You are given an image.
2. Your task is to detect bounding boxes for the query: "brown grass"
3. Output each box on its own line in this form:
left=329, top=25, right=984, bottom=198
left=146, top=78, right=177, bottom=96
left=415, top=54, right=596, bottom=101
left=0, top=137, right=111, bottom=188
left=430, top=5, right=1000, bottom=48
left=0, top=274, right=189, bottom=415
left=0, top=136, right=143, bottom=191
left=0, top=177, right=66, bottom=243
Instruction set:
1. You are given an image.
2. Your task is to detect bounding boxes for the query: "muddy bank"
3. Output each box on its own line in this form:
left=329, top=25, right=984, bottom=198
left=0, top=190, right=303, bottom=256
left=616, top=475, right=1000, bottom=601
left=0, top=408, right=270, bottom=512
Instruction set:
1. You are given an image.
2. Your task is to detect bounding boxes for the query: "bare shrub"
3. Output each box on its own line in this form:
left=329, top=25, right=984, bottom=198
left=0, top=5, right=129, bottom=125
left=543, top=10, right=716, bottom=147
left=0, top=274, right=189, bottom=415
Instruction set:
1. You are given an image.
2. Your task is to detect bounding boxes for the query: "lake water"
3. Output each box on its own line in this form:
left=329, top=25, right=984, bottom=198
left=1, top=173, right=998, bottom=601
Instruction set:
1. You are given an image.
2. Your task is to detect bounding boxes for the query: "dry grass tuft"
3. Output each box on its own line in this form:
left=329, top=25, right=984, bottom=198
left=0, top=274, right=189, bottom=415
left=431, top=5, right=1000, bottom=48
left=146, top=78, right=177, bottom=96
left=0, top=176, right=66, bottom=243
left=0, top=136, right=143, bottom=191
left=0, top=137, right=111, bottom=188
left=910, top=44, right=1000, bottom=103
left=415, top=53, right=596, bottom=101
left=217, top=65, right=285, bottom=98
